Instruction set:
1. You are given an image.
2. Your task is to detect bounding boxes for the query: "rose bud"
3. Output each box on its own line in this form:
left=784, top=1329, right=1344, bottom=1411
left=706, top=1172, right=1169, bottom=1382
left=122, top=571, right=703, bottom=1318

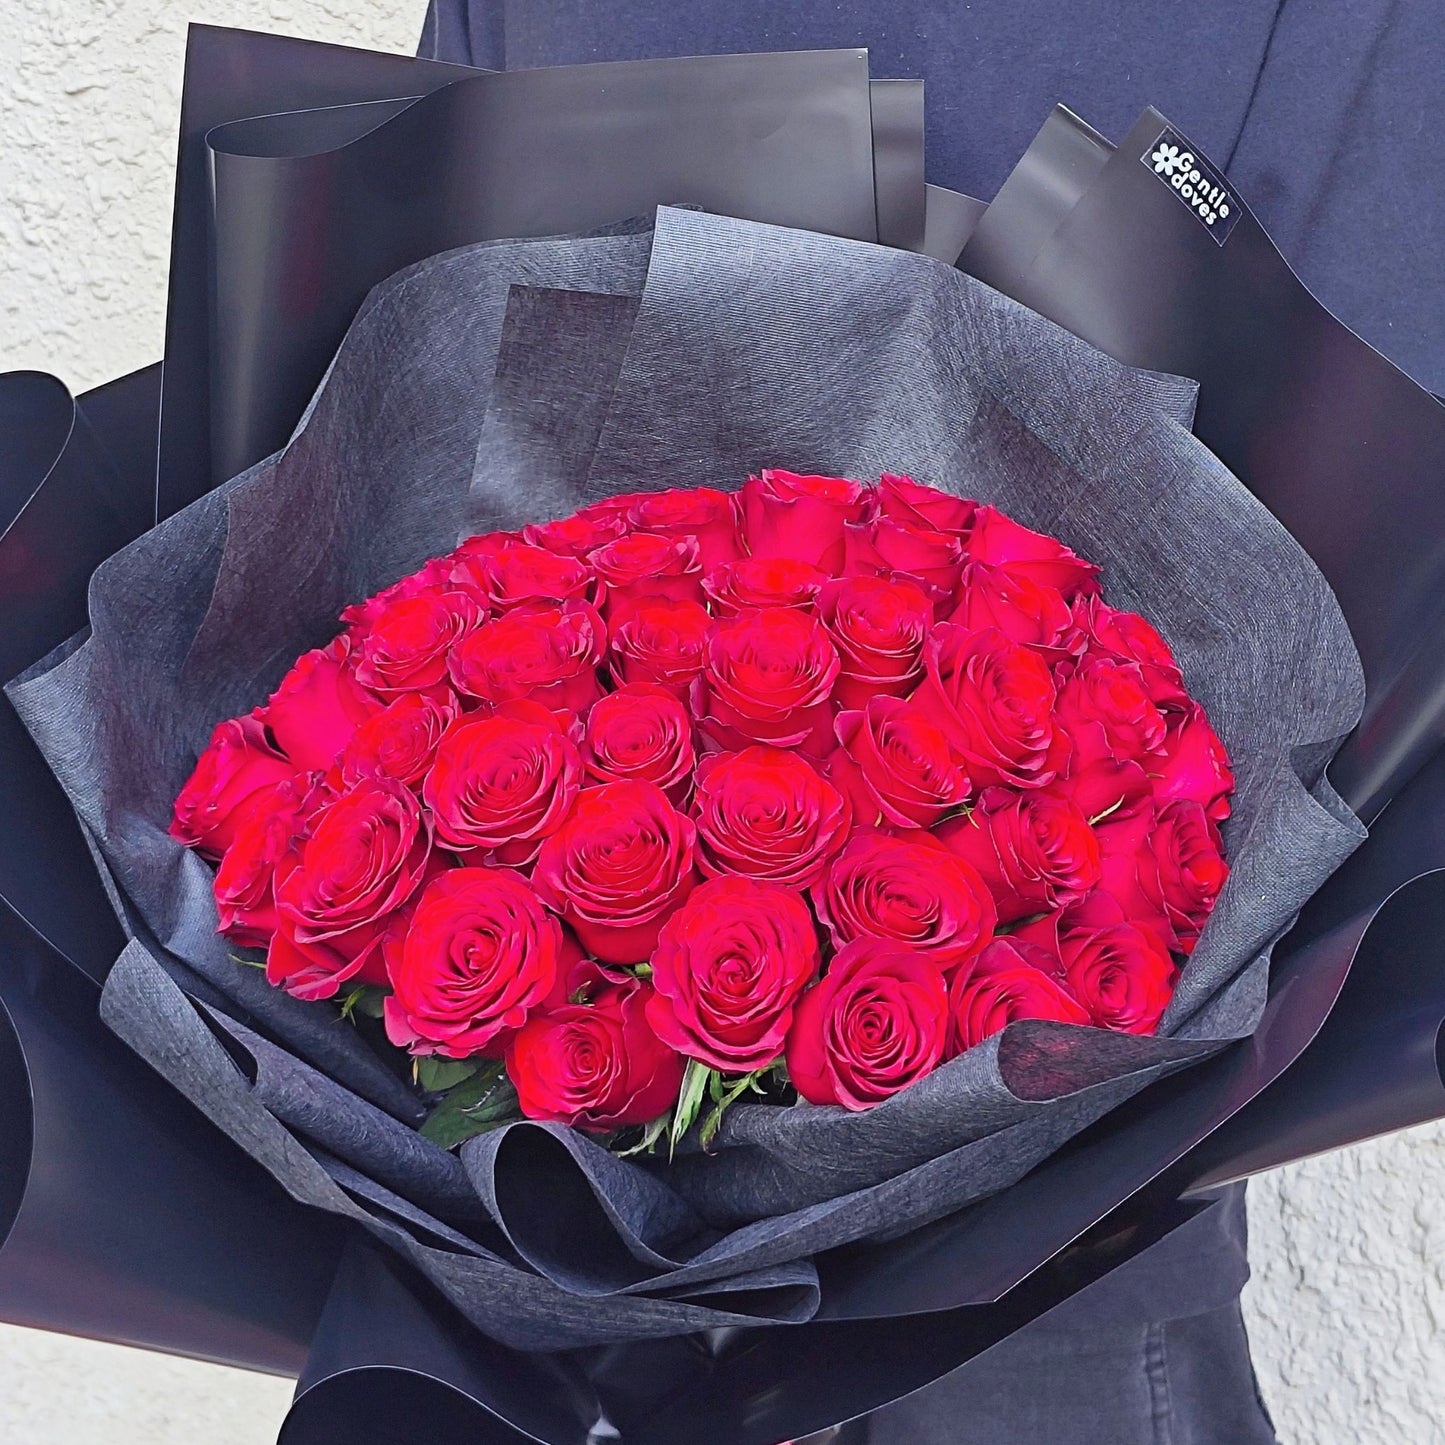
left=627, top=487, right=742, bottom=571
left=352, top=587, right=487, bottom=697
left=448, top=599, right=605, bottom=716
left=508, top=977, right=685, bottom=1133
left=1047, top=893, right=1178, bottom=1035
left=170, top=711, right=297, bottom=858
left=950, top=561, right=1072, bottom=651
left=692, top=746, right=851, bottom=888
left=1052, top=656, right=1168, bottom=821
left=423, top=700, right=582, bottom=865
left=609, top=597, right=713, bottom=696
left=938, top=788, right=1101, bottom=924
left=456, top=541, right=593, bottom=613
left=786, top=938, right=950, bottom=1110
left=533, top=779, right=698, bottom=964
left=336, top=689, right=460, bottom=790
left=1068, top=596, right=1188, bottom=707
left=213, top=773, right=326, bottom=947
left=1154, top=701, right=1234, bottom=823
left=524, top=502, right=630, bottom=559
left=703, top=556, right=829, bottom=617
left=963, top=505, right=1101, bottom=599
left=268, top=777, right=435, bottom=1000
left=383, top=867, right=562, bottom=1058
left=910, top=624, right=1068, bottom=790
left=738, top=468, right=868, bottom=571
left=588, top=531, right=704, bottom=617
left=828, top=695, right=971, bottom=829
left=648, top=876, right=821, bottom=1073
left=1096, top=799, right=1229, bottom=955
left=696, top=607, right=840, bottom=757
left=875, top=474, right=977, bottom=535
left=817, top=573, right=933, bottom=710
left=842, top=506, right=964, bottom=602
left=260, top=633, right=383, bottom=772
left=582, top=684, right=696, bottom=805
left=814, top=831, right=995, bottom=975
left=947, top=937, right=1090, bottom=1053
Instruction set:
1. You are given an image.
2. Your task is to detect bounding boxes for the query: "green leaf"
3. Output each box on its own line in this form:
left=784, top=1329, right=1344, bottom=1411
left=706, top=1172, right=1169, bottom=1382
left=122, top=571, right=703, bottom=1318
left=419, top=1062, right=521, bottom=1150
left=338, top=984, right=388, bottom=1023
left=669, top=1058, right=713, bottom=1157
left=617, top=1111, right=671, bottom=1159
left=415, top=1055, right=481, bottom=1094
left=229, top=951, right=267, bottom=970
left=699, top=1069, right=767, bottom=1152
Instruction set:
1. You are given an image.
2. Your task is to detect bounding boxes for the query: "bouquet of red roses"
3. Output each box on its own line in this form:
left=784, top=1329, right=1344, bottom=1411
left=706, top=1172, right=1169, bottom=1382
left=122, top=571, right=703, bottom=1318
left=173, top=468, right=1232, bottom=1152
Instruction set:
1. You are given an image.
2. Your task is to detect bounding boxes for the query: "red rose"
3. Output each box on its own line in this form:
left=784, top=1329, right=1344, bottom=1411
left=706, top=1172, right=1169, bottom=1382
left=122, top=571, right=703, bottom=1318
left=455, top=541, right=593, bottom=613
left=813, top=831, right=995, bottom=974
left=339, top=557, right=459, bottom=637
left=875, top=474, right=976, bottom=534
left=964, top=505, right=1101, bottom=598
left=508, top=976, right=684, bottom=1132
left=703, top=556, right=828, bottom=617
left=383, top=867, right=562, bottom=1058
left=910, top=625, right=1067, bottom=790
left=609, top=597, right=713, bottom=696
left=696, top=607, right=840, bottom=756
left=337, top=690, right=460, bottom=789
left=170, top=711, right=297, bottom=858
left=533, top=780, right=698, bottom=964
left=947, top=937, right=1090, bottom=1053
left=786, top=938, right=950, bottom=1109
left=423, top=700, right=582, bottom=865
left=268, top=777, right=434, bottom=1000
left=950, top=561, right=1072, bottom=650
left=352, top=587, right=486, bottom=696
left=582, top=684, right=696, bottom=805
left=817, top=573, right=933, bottom=710
left=213, top=773, right=326, bottom=947
left=692, top=746, right=851, bottom=888
left=648, top=876, right=820, bottom=1072
left=1154, top=702, right=1234, bottom=822
left=828, top=695, right=971, bottom=829
left=588, top=531, right=704, bottom=617
left=261, top=633, right=383, bottom=772
left=627, top=487, right=742, bottom=570
left=1069, top=596, right=1187, bottom=707
left=1096, top=799, right=1229, bottom=954
left=843, top=505, right=963, bottom=600
left=738, top=468, right=867, bottom=570
left=524, top=504, right=630, bottom=559
left=1052, top=656, right=1167, bottom=821
left=448, top=600, right=605, bottom=715
left=938, top=788, right=1101, bottom=924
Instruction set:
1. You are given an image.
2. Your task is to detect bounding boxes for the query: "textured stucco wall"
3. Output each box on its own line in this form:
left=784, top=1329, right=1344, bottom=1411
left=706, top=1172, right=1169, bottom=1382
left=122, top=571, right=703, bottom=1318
left=3, top=3, right=1444, bottom=1442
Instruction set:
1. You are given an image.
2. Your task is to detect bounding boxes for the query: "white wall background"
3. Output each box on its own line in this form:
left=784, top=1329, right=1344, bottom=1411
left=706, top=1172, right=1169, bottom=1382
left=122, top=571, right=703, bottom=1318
left=2, top=3, right=1444, bottom=1441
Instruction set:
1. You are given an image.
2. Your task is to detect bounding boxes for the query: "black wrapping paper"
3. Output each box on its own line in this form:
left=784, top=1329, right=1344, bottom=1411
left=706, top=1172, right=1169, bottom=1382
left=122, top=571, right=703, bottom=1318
left=7, top=206, right=1362, bottom=1351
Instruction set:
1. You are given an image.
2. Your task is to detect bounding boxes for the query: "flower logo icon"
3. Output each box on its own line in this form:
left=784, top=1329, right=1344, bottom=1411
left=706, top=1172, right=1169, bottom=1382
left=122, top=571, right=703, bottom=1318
left=1151, top=143, right=1187, bottom=176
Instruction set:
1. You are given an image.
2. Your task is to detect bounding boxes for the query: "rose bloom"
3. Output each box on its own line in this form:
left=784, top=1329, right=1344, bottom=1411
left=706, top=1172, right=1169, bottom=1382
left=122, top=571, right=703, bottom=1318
left=964, top=505, right=1101, bottom=598
left=950, top=561, right=1073, bottom=651
left=457, top=541, right=593, bottom=613
left=170, top=711, right=297, bottom=858
left=703, top=556, right=828, bottom=617
left=581, top=684, right=696, bottom=805
left=1154, top=701, right=1234, bottom=822
left=1069, top=596, right=1188, bottom=707
left=213, top=773, right=325, bottom=947
left=828, top=695, right=972, bottom=829
left=692, top=746, right=851, bottom=888
left=448, top=599, right=605, bottom=715
left=339, top=555, right=461, bottom=637
left=524, top=503, right=630, bottom=559
left=508, top=976, right=684, bottom=1132
left=609, top=597, right=713, bottom=696
left=874, top=474, right=976, bottom=534
left=696, top=607, right=840, bottom=756
left=843, top=505, right=963, bottom=601
left=533, top=779, right=699, bottom=963
left=383, top=867, right=562, bottom=1058
left=336, top=690, right=459, bottom=789
left=1096, top=798, right=1229, bottom=954
left=814, top=831, right=995, bottom=975
left=911, top=624, right=1067, bottom=790
left=649, top=875, right=820, bottom=1072
left=627, top=486, right=742, bottom=570
left=423, top=700, right=582, bottom=865
left=588, top=531, right=704, bottom=617
left=260, top=633, right=383, bottom=772
left=947, top=937, right=1090, bottom=1053
left=938, top=788, right=1101, bottom=924
left=352, top=586, right=487, bottom=695
left=817, top=573, right=933, bottom=711
left=267, top=777, right=434, bottom=1000
left=738, top=468, right=868, bottom=571
left=786, top=938, right=950, bottom=1109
